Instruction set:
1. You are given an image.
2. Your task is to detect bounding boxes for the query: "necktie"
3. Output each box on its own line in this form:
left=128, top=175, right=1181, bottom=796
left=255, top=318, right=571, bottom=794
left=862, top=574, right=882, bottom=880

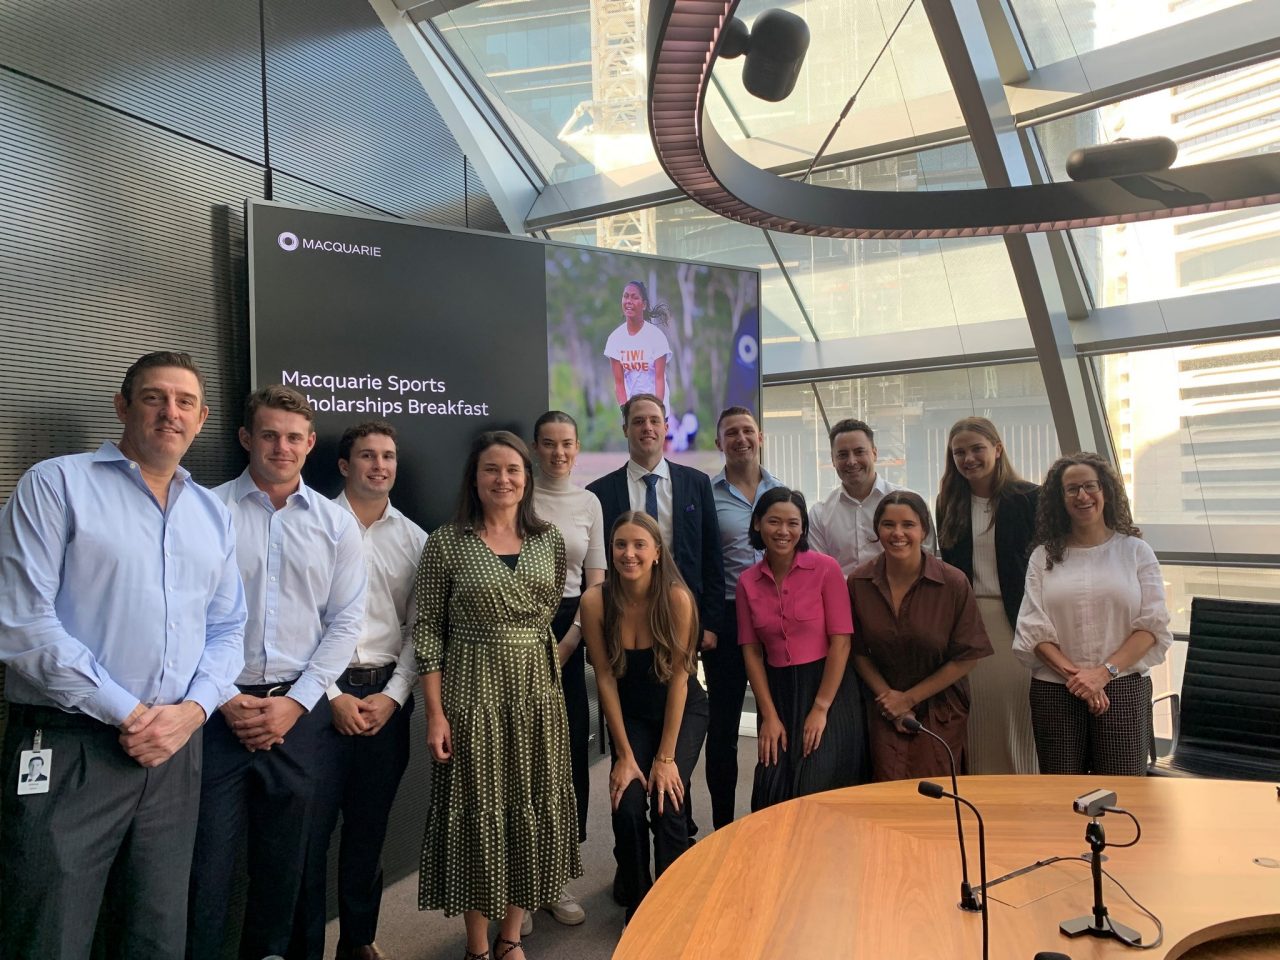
left=643, top=473, right=660, bottom=521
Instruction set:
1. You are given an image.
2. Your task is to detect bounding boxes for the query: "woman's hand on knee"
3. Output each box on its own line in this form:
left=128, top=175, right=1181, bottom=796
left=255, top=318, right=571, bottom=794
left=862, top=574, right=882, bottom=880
left=610, top=754, right=646, bottom=811
left=650, top=758, right=684, bottom=815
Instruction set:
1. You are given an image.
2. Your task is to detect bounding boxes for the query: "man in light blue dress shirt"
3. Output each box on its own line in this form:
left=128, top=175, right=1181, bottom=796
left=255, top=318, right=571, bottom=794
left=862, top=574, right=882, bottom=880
left=186, top=385, right=366, bottom=960
left=0, top=351, right=247, bottom=959
left=708, top=406, right=785, bottom=829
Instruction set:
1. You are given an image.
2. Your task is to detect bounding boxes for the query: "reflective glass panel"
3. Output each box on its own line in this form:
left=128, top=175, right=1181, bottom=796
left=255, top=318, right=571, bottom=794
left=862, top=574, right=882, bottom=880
left=1009, top=0, right=1253, bottom=67
left=1091, top=335, right=1280, bottom=557
left=762, top=363, right=1059, bottom=507
left=1034, top=57, right=1280, bottom=306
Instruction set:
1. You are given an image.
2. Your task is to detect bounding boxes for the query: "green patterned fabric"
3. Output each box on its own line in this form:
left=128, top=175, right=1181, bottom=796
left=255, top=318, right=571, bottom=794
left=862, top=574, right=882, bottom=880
left=413, top=522, right=581, bottom=919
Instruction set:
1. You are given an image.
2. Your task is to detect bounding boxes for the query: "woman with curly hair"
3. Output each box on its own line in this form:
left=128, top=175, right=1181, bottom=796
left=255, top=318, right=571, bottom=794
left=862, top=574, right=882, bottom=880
left=603, top=281, right=673, bottom=406
left=935, top=417, right=1039, bottom=775
left=1013, top=452, right=1173, bottom=776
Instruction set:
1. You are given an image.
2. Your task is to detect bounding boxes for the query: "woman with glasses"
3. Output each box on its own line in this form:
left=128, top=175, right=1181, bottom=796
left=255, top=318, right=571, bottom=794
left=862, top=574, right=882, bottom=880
left=1013, top=453, right=1173, bottom=776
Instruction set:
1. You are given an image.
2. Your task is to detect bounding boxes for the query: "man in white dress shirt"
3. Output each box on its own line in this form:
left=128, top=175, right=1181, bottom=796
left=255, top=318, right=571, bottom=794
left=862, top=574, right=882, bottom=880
left=808, top=418, right=911, bottom=576
left=186, top=386, right=366, bottom=960
left=292, top=420, right=427, bottom=960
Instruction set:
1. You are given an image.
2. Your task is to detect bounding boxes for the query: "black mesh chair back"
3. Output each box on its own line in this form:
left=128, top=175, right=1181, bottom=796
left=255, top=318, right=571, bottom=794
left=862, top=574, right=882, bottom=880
left=1150, top=596, right=1280, bottom=781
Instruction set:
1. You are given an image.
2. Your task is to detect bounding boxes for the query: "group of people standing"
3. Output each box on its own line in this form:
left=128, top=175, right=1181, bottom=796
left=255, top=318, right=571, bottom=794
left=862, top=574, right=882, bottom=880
left=0, top=350, right=1173, bottom=960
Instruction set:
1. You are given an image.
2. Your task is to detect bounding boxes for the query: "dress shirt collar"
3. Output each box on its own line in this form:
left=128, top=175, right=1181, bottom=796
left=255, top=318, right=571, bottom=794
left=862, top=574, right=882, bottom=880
left=746, top=548, right=818, bottom=585
left=94, top=440, right=192, bottom=484
left=626, top=457, right=671, bottom=484
left=230, top=467, right=313, bottom=508
left=712, top=464, right=776, bottom=498
left=835, top=470, right=891, bottom=506
left=853, top=550, right=947, bottom=586
left=334, top=490, right=402, bottom=529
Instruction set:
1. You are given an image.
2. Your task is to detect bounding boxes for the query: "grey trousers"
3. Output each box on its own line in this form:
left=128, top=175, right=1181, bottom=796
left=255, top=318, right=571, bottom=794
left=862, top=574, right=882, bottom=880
left=0, top=704, right=202, bottom=960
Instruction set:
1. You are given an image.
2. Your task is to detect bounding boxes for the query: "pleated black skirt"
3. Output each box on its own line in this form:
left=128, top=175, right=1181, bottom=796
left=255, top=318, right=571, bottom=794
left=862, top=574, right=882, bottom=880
left=750, top=657, right=868, bottom=812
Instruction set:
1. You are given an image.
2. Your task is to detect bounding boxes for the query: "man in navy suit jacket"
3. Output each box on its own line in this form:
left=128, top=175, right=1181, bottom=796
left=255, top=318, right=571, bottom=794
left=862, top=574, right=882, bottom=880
left=587, top=394, right=724, bottom=646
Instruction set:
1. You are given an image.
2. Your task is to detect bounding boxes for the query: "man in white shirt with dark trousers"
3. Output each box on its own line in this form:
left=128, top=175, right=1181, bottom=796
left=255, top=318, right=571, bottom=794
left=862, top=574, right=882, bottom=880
left=291, top=420, right=427, bottom=960
left=186, top=385, right=366, bottom=960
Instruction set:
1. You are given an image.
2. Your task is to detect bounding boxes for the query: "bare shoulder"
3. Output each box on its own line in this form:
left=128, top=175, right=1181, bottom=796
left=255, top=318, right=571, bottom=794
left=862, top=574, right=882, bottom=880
left=580, top=582, right=605, bottom=616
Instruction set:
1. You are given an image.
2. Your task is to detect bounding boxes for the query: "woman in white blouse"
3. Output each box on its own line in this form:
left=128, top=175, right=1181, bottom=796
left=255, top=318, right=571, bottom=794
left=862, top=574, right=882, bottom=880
left=1013, top=452, right=1172, bottom=776
left=530, top=410, right=606, bottom=928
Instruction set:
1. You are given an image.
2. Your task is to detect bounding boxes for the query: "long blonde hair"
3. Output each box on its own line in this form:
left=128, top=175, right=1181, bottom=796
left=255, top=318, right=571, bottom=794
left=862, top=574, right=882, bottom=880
left=936, top=416, right=1024, bottom=550
left=602, top=511, right=699, bottom=682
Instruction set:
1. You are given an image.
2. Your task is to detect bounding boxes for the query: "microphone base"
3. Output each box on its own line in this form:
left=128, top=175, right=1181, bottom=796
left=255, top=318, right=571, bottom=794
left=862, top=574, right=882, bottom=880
left=1059, top=914, right=1142, bottom=944
left=957, top=895, right=983, bottom=913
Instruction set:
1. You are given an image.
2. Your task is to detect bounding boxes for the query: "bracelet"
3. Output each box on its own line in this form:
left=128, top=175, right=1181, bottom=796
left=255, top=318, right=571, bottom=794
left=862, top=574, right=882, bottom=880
left=572, top=620, right=582, bottom=630
left=657, top=755, right=676, bottom=764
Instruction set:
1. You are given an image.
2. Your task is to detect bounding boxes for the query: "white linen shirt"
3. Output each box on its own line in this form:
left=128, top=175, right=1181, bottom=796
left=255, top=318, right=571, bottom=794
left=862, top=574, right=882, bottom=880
left=1012, top=532, right=1173, bottom=684
left=214, top=470, right=366, bottom=711
left=807, top=473, right=904, bottom=576
left=625, top=457, right=674, bottom=549
left=326, top=492, right=428, bottom=706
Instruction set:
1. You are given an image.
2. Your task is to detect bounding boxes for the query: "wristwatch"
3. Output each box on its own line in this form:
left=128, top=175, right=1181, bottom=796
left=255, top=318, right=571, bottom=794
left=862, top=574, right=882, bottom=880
left=1103, top=662, right=1120, bottom=679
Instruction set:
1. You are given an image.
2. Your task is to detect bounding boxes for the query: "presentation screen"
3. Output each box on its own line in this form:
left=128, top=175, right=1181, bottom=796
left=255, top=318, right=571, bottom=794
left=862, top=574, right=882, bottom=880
left=248, top=201, right=760, bottom=531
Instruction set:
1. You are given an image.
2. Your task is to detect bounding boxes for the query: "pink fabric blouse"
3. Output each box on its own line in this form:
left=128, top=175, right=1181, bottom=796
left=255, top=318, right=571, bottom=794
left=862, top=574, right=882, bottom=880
left=735, top=550, right=853, bottom=667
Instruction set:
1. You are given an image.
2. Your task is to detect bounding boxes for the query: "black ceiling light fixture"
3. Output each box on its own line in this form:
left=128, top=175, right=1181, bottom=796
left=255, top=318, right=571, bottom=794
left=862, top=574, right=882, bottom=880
left=646, top=0, right=1280, bottom=239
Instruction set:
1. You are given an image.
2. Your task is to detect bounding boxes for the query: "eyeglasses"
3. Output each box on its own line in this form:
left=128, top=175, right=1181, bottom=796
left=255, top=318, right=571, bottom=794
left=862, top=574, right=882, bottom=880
left=1064, top=481, right=1101, bottom=498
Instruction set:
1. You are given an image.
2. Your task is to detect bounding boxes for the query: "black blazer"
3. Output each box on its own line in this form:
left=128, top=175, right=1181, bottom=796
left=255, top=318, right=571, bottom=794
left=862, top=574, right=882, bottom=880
left=940, top=480, right=1039, bottom=630
left=587, top=461, right=725, bottom=636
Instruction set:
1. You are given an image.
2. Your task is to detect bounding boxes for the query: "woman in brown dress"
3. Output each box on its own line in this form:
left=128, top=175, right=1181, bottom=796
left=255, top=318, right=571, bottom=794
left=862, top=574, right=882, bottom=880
left=849, top=490, right=992, bottom=781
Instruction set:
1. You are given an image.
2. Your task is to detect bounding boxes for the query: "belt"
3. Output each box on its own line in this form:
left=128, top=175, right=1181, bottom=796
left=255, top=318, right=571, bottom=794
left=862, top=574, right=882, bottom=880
left=341, top=664, right=396, bottom=687
left=235, top=681, right=295, bottom=698
left=8, top=703, right=115, bottom=732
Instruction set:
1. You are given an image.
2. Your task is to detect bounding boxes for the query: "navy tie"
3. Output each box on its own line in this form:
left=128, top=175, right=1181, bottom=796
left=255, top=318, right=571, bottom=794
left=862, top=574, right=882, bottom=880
left=642, top=473, right=660, bottom=521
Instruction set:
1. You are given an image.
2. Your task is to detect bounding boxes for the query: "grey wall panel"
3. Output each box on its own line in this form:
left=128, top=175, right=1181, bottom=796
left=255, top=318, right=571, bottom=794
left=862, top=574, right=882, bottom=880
left=464, top=156, right=507, bottom=233
left=270, top=171, right=391, bottom=217
left=0, top=70, right=261, bottom=500
left=0, top=0, right=264, bottom=162
left=263, top=0, right=469, bottom=225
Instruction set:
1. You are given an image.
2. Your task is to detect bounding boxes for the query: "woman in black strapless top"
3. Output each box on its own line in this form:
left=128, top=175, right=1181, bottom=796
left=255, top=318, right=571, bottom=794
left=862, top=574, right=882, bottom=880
left=579, top=510, right=708, bottom=925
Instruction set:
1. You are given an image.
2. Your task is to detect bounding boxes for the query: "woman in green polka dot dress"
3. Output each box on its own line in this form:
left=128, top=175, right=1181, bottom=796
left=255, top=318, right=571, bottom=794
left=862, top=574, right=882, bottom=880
left=414, top=430, right=581, bottom=960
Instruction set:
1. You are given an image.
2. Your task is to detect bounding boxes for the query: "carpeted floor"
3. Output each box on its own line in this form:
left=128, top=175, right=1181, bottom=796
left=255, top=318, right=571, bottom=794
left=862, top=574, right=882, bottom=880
left=325, top=736, right=756, bottom=960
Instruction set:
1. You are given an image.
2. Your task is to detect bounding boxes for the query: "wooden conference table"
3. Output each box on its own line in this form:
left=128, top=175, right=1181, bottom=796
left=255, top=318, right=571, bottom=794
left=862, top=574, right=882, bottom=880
left=613, top=776, right=1280, bottom=960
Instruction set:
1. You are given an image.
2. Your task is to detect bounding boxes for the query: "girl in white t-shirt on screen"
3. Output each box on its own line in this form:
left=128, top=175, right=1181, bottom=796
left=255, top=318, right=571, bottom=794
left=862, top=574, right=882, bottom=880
left=604, top=281, right=673, bottom=406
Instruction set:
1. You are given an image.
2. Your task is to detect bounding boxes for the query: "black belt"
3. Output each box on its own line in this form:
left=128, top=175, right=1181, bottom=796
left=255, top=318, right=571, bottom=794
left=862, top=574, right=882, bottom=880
left=235, top=681, right=295, bottom=697
left=341, top=664, right=395, bottom=687
left=8, top=703, right=115, bottom=731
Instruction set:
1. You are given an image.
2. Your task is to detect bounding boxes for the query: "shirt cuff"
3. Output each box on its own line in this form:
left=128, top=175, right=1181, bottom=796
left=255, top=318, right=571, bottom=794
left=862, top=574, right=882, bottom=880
left=382, top=674, right=412, bottom=707
left=287, top=676, right=325, bottom=712
left=326, top=683, right=343, bottom=701
left=183, top=679, right=224, bottom=723
left=79, top=681, right=142, bottom=728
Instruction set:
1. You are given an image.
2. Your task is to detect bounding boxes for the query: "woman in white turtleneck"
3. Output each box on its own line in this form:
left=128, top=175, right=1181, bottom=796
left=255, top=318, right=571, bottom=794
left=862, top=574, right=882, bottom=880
left=529, top=410, right=605, bottom=929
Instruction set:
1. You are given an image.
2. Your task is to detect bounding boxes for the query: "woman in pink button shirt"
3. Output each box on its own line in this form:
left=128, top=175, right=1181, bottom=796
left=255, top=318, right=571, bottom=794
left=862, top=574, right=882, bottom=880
left=736, top=487, right=868, bottom=810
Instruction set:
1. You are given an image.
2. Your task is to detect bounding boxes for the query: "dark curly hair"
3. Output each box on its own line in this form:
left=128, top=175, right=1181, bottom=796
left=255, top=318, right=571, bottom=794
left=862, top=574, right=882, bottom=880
left=1034, top=452, right=1140, bottom=570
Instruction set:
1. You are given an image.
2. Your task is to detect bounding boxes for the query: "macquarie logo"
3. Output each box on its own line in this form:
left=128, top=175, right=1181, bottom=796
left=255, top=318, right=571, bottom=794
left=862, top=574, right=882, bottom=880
left=276, top=230, right=382, bottom=258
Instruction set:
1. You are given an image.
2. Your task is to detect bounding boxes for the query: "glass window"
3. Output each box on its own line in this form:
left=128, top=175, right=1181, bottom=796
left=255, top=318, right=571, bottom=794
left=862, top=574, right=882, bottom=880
left=1033, top=56, right=1280, bottom=307
left=762, top=364, right=1060, bottom=509
left=1009, top=0, right=1253, bottom=68
left=1091, top=335, right=1280, bottom=557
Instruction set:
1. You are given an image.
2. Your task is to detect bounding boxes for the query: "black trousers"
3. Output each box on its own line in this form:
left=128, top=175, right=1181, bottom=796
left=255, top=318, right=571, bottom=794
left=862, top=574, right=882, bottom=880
left=700, top=598, right=748, bottom=829
left=552, top=597, right=589, bottom=843
left=0, top=704, right=202, bottom=960
left=612, top=696, right=708, bottom=922
left=288, top=679, right=414, bottom=959
left=186, top=695, right=333, bottom=960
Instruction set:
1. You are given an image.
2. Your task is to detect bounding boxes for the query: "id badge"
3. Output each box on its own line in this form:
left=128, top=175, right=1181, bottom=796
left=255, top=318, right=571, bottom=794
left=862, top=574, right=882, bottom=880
left=16, top=729, right=51, bottom=796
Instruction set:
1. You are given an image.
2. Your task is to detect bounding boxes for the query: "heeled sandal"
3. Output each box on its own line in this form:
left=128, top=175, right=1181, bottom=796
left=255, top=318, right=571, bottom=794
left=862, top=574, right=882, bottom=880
left=493, top=936, right=525, bottom=960
left=463, top=950, right=490, bottom=960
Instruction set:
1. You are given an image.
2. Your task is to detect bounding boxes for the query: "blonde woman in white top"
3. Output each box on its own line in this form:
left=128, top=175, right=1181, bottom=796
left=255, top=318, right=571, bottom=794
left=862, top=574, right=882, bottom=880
left=530, top=410, right=605, bottom=929
left=1013, top=453, right=1172, bottom=776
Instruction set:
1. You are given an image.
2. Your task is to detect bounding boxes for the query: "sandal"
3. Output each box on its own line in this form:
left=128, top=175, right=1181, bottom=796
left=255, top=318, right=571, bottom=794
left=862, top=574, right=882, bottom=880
left=464, top=950, right=490, bottom=960
left=493, top=936, right=525, bottom=960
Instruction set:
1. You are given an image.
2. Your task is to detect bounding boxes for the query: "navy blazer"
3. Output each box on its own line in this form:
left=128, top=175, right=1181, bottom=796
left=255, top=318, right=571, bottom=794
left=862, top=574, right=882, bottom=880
left=587, top=461, right=725, bottom=636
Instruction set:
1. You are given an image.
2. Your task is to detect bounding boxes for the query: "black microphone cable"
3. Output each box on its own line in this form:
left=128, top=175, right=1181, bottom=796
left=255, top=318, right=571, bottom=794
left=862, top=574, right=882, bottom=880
left=903, top=715, right=980, bottom=911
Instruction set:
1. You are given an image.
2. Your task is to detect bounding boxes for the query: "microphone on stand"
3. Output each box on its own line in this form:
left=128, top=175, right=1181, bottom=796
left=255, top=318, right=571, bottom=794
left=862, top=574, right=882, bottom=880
left=919, top=781, right=989, bottom=960
left=902, top=715, right=980, bottom=912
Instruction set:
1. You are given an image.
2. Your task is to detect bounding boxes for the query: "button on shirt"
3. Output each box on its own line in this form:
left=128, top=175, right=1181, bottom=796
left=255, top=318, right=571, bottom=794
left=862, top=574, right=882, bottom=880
left=0, top=442, right=247, bottom=725
left=626, top=458, right=673, bottom=548
left=712, top=466, right=785, bottom=600
left=808, top=473, right=906, bottom=576
left=328, top=492, right=427, bottom=707
left=215, top=470, right=366, bottom=711
left=735, top=551, right=852, bottom=667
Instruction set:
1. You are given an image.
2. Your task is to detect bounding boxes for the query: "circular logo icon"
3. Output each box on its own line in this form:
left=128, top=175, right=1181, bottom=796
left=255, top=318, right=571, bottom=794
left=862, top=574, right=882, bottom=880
left=737, top=333, right=759, bottom=366
left=277, top=231, right=299, bottom=252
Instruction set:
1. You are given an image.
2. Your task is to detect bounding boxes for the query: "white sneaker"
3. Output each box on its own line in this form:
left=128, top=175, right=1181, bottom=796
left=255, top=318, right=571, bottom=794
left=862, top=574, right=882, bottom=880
left=521, top=908, right=534, bottom=937
left=544, top=889, right=586, bottom=926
